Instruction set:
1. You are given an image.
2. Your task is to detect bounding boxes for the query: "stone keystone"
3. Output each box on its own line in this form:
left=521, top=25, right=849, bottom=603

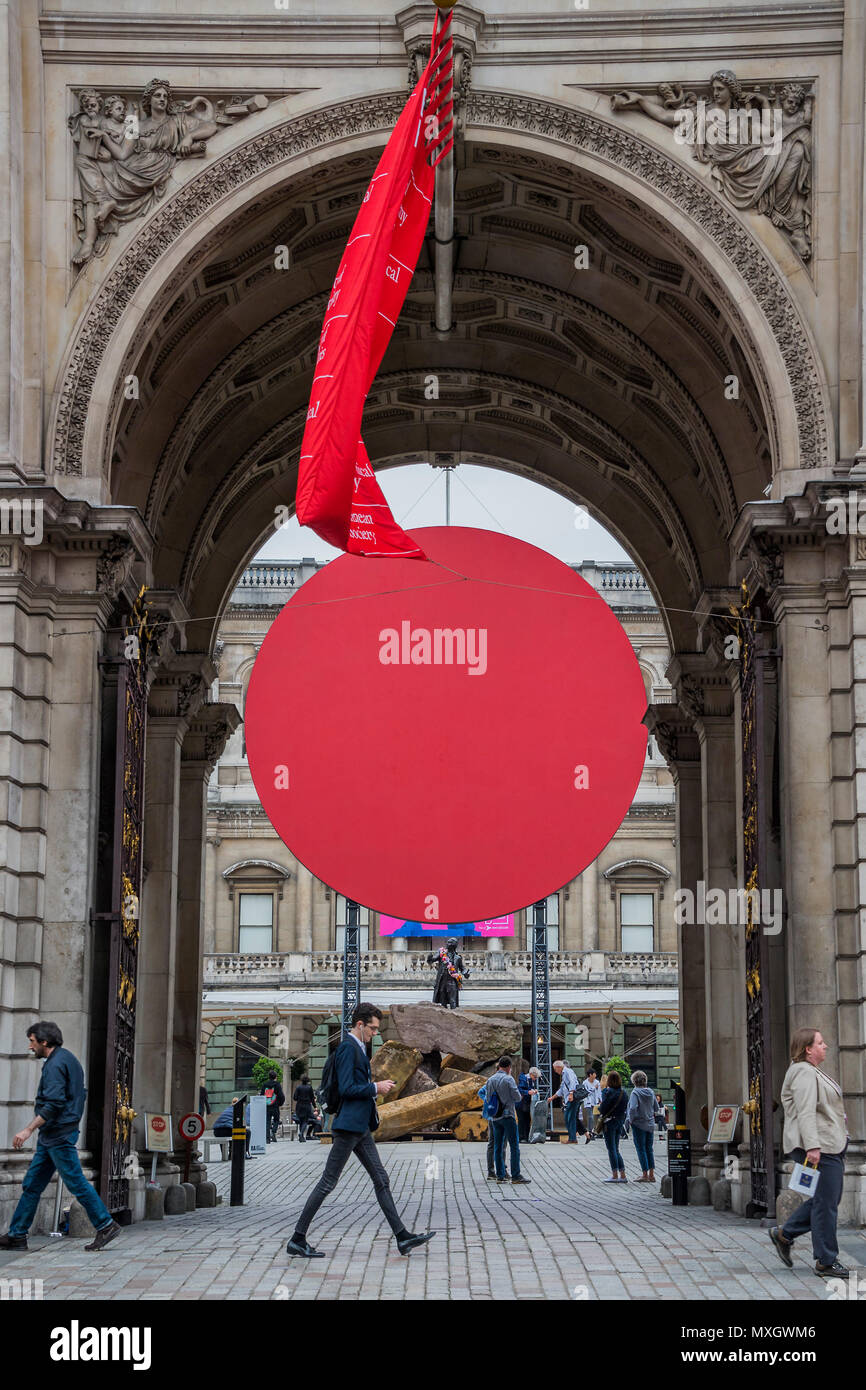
left=371, top=1041, right=423, bottom=1104
left=387, top=1002, right=521, bottom=1062
left=375, top=1075, right=484, bottom=1142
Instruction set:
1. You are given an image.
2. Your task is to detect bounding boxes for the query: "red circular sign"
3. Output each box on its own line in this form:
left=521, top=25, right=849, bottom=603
left=151, top=1116, right=166, bottom=1133
left=719, top=1107, right=733, bottom=1122
left=180, top=1112, right=205, bottom=1141
left=246, top=527, right=647, bottom=922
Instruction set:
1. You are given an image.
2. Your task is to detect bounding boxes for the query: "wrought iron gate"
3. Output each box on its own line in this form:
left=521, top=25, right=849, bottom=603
left=738, top=581, right=776, bottom=1219
left=92, top=588, right=152, bottom=1215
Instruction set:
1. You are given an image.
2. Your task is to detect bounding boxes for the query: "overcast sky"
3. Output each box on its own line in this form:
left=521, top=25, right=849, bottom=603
left=257, top=463, right=630, bottom=565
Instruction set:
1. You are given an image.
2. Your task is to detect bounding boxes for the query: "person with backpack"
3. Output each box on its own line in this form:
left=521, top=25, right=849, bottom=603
left=487, top=1056, right=531, bottom=1185
left=286, top=1003, right=437, bottom=1259
left=292, top=1073, right=317, bottom=1142
left=261, top=1069, right=285, bottom=1143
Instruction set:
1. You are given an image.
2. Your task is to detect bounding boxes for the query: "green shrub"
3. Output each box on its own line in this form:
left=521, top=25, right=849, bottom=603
left=604, top=1055, right=632, bottom=1088
left=250, top=1057, right=284, bottom=1092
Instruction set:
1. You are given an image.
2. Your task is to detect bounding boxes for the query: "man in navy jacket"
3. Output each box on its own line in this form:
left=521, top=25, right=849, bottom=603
left=287, top=1002, right=436, bottom=1258
left=0, top=1021, right=121, bottom=1252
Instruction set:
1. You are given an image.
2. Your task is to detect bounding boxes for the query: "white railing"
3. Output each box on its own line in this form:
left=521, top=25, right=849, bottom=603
left=203, top=950, right=678, bottom=987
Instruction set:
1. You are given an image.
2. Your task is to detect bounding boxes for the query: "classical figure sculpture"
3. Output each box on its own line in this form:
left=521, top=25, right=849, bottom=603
left=427, top=937, right=469, bottom=1009
left=69, top=80, right=268, bottom=269
left=610, top=71, right=812, bottom=261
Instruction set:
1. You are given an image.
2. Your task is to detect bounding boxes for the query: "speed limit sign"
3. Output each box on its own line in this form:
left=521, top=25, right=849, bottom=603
left=179, top=1112, right=205, bottom=1142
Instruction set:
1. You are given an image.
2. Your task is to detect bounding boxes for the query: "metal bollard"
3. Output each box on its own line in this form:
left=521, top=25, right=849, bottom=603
left=230, top=1094, right=247, bottom=1207
left=669, top=1081, right=691, bottom=1206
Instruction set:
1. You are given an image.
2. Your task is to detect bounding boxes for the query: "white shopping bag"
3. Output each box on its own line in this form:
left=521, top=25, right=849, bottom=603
left=789, top=1160, right=821, bottom=1197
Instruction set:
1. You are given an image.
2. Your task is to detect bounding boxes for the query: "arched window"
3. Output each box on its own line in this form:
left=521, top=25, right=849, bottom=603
left=602, top=861, right=671, bottom=952
left=223, top=860, right=291, bottom=953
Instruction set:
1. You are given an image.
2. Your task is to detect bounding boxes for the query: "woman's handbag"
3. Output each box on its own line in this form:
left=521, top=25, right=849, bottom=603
left=789, top=1159, right=821, bottom=1197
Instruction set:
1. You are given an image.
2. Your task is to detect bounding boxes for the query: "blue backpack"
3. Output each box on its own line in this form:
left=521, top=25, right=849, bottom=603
left=486, top=1079, right=502, bottom=1119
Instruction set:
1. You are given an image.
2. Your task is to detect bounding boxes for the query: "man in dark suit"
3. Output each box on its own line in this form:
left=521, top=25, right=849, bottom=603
left=286, top=1002, right=436, bottom=1259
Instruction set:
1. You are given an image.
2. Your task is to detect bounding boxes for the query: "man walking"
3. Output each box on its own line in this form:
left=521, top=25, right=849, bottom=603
left=549, top=1058, right=588, bottom=1143
left=286, top=1003, right=436, bottom=1258
left=0, top=1021, right=121, bottom=1252
left=488, top=1056, right=531, bottom=1185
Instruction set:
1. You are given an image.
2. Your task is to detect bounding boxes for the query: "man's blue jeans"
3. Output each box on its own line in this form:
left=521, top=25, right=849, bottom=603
left=564, top=1099, right=585, bottom=1141
left=9, top=1134, right=113, bottom=1237
left=492, top=1116, right=520, bottom=1179
left=603, top=1120, right=624, bottom=1173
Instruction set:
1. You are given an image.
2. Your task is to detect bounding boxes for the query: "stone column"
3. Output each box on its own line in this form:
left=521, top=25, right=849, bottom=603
left=580, top=869, right=597, bottom=951
left=648, top=704, right=706, bottom=1139
left=171, top=703, right=240, bottom=1124
left=135, top=657, right=213, bottom=1159
left=295, top=864, right=313, bottom=952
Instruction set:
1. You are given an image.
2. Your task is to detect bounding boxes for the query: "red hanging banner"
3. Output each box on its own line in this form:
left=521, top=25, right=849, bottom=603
left=295, top=11, right=454, bottom=558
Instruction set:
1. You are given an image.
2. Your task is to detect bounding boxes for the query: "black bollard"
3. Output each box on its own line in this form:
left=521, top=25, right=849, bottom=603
left=230, top=1094, right=247, bottom=1207
left=669, top=1082, right=691, bottom=1206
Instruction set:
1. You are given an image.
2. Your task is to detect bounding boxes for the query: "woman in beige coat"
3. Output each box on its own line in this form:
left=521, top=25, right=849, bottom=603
left=768, top=1027, right=849, bottom=1278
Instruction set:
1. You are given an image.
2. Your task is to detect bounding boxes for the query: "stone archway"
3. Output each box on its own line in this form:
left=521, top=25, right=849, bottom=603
left=31, top=86, right=861, bottom=1224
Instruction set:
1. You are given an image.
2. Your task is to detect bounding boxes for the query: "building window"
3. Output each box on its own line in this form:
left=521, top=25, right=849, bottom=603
left=620, top=892, right=654, bottom=952
left=623, top=1022, right=657, bottom=1087
left=524, top=894, right=560, bottom=951
left=235, top=1024, right=269, bottom=1086
left=335, top=894, right=370, bottom=952
left=238, top=893, right=274, bottom=953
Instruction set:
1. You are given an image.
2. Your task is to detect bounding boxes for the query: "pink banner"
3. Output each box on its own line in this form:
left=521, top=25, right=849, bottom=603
left=379, top=914, right=514, bottom=938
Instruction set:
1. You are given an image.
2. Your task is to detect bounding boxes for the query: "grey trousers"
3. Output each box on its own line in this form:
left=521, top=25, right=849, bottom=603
left=295, top=1128, right=404, bottom=1238
left=781, top=1147, right=846, bottom=1266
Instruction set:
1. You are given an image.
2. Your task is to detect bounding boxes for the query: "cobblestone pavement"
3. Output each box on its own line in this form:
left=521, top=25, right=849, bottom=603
left=1, top=1134, right=863, bottom=1301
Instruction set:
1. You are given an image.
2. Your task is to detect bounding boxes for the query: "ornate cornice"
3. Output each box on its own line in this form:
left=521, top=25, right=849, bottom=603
left=51, top=88, right=829, bottom=484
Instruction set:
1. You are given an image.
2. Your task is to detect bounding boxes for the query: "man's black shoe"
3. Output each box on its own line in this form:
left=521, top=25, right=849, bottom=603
left=815, top=1260, right=849, bottom=1278
left=85, top=1221, right=122, bottom=1252
left=396, top=1230, right=436, bottom=1256
left=286, top=1236, right=325, bottom=1258
left=0, top=1233, right=27, bottom=1251
left=768, top=1227, right=793, bottom=1268
left=510, top=1175, right=532, bottom=1184
left=486, top=1171, right=496, bottom=1179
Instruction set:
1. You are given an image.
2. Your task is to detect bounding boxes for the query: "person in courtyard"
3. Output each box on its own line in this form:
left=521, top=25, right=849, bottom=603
left=292, top=1073, right=317, bottom=1142
left=479, top=1078, right=503, bottom=1179
left=654, top=1092, right=668, bottom=1139
left=0, top=1021, right=122, bottom=1253
left=213, top=1098, right=251, bottom=1156
left=488, top=1055, right=531, bottom=1185
left=261, top=1069, right=285, bottom=1143
left=582, top=1068, right=602, bottom=1143
left=287, top=1003, right=436, bottom=1258
left=627, top=1070, right=660, bottom=1181
left=769, top=1027, right=850, bottom=1279
left=516, top=1064, right=540, bottom=1142
left=599, top=1071, right=628, bottom=1183
left=549, top=1058, right=588, bottom=1143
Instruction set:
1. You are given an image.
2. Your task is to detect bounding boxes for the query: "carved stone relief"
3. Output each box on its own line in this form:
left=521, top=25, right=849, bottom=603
left=51, top=91, right=830, bottom=483
left=69, top=81, right=268, bottom=270
left=609, top=72, right=813, bottom=263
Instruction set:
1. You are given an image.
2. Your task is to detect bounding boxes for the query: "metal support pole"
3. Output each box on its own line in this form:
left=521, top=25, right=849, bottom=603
left=530, top=899, right=552, bottom=1133
left=341, top=900, right=362, bottom=1040
left=669, top=1081, right=690, bottom=1206
left=49, top=1178, right=65, bottom=1238
left=230, top=1094, right=247, bottom=1207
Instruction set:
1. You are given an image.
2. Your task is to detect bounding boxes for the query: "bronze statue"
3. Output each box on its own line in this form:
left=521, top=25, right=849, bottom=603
left=427, top=937, right=469, bottom=1009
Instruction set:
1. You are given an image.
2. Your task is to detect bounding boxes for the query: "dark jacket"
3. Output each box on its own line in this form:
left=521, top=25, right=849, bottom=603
left=517, top=1072, right=534, bottom=1107
left=599, top=1086, right=628, bottom=1125
left=261, top=1080, right=285, bottom=1111
left=333, top=1036, right=378, bottom=1133
left=292, top=1083, right=315, bottom=1118
left=34, top=1047, right=86, bottom=1146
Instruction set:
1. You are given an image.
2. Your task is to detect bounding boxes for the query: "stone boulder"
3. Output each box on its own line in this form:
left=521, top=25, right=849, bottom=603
left=388, top=1003, right=521, bottom=1063
left=376, top=1075, right=485, bottom=1142
left=402, top=1066, right=438, bottom=1097
left=451, top=1110, right=488, bottom=1141
left=441, top=1053, right=476, bottom=1073
left=439, top=1067, right=480, bottom=1088
left=371, top=1041, right=423, bottom=1104
left=687, top=1175, right=711, bottom=1205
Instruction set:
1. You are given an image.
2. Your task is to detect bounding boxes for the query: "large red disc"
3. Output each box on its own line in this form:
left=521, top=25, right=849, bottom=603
left=245, top=527, right=647, bottom=922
